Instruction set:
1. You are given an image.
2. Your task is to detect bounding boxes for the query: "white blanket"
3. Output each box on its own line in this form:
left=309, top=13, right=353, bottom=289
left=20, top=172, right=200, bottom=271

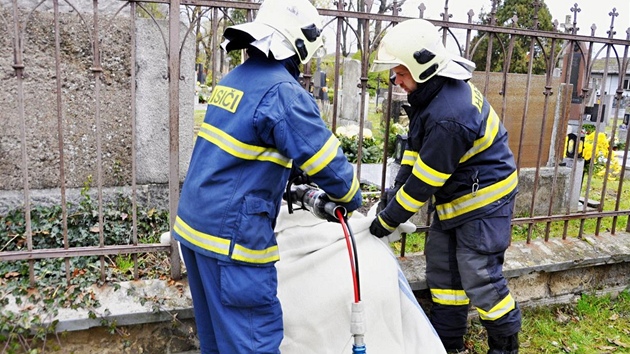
left=275, top=208, right=446, bottom=354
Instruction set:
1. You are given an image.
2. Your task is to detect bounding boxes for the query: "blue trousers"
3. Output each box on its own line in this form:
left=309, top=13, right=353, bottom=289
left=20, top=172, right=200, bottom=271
left=425, top=199, right=522, bottom=340
left=180, top=244, right=283, bottom=354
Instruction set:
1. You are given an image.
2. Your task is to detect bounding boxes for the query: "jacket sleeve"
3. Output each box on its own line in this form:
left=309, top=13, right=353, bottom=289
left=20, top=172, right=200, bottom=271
left=378, top=119, right=476, bottom=229
left=255, top=82, right=362, bottom=212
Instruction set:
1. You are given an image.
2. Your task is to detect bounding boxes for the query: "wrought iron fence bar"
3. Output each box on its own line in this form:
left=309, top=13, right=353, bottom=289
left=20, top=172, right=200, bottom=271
left=89, top=0, right=107, bottom=282
left=131, top=1, right=140, bottom=280
left=52, top=0, right=71, bottom=282
left=168, top=0, right=182, bottom=280
left=410, top=210, right=630, bottom=234
left=11, top=0, right=35, bottom=286
left=0, top=244, right=171, bottom=262
left=127, top=0, right=630, bottom=45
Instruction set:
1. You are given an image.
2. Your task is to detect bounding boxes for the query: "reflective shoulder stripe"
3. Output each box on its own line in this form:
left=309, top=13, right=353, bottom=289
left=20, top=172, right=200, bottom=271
left=232, top=244, right=280, bottom=264
left=395, top=187, right=425, bottom=213
left=412, top=156, right=451, bottom=187
left=402, top=150, right=418, bottom=166
left=476, top=293, right=516, bottom=321
left=430, top=288, right=470, bottom=306
left=460, top=107, right=500, bottom=163
left=174, top=216, right=230, bottom=256
left=436, top=170, right=518, bottom=220
left=328, top=174, right=361, bottom=204
left=377, top=215, right=397, bottom=232
left=300, top=135, right=340, bottom=176
left=198, top=123, right=292, bottom=168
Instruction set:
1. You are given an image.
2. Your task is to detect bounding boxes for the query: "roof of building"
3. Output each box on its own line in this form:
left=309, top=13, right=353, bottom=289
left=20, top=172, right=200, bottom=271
left=591, top=57, right=630, bottom=74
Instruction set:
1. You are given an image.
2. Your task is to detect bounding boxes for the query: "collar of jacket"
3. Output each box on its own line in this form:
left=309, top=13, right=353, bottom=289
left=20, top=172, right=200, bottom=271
left=246, top=48, right=301, bottom=81
left=406, top=76, right=450, bottom=111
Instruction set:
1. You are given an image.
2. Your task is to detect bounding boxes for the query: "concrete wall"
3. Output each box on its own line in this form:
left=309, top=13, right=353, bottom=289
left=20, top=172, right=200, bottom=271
left=0, top=7, right=193, bottom=210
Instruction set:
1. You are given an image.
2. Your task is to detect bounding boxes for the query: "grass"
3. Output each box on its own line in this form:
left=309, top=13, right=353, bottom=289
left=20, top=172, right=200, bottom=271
left=464, top=290, right=630, bottom=353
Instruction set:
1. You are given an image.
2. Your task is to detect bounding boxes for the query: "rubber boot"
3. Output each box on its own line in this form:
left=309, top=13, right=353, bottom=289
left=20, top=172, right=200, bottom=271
left=487, top=333, right=519, bottom=354
left=441, top=336, right=468, bottom=354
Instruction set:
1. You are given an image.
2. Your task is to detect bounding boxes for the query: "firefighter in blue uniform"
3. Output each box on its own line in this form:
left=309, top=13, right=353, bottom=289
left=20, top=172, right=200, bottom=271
left=172, top=0, right=362, bottom=352
left=369, top=19, right=521, bottom=354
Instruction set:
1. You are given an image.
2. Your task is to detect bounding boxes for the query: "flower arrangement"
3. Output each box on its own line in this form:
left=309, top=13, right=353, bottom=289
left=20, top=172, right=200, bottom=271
left=582, top=131, right=621, bottom=179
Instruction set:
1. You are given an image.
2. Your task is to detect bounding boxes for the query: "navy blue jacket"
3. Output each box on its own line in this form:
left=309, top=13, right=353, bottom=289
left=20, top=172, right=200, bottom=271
left=377, top=77, right=517, bottom=231
left=174, top=56, right=361, bottom=265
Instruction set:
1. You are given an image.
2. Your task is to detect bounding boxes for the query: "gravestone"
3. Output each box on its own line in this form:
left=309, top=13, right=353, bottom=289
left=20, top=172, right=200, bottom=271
left=339, top=58, right=362, bottom=127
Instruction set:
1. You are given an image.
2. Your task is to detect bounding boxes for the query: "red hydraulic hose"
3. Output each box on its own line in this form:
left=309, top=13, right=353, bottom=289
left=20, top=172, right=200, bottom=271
left=336, top=209, right=361, bottom=303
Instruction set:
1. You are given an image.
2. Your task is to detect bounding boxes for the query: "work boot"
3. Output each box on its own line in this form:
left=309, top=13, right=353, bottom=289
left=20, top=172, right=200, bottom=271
left=487, top=333, right=519, bottom=354
left=441, top=336, right=467, bottom=354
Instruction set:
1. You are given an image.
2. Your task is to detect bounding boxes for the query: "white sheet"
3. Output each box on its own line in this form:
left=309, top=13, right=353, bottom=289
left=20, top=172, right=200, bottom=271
left=275, top=207, right=446, bottom=354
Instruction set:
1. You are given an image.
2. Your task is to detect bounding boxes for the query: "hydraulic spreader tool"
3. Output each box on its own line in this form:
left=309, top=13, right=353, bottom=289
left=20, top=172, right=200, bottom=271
left=284, top=177, right=367, bottom=353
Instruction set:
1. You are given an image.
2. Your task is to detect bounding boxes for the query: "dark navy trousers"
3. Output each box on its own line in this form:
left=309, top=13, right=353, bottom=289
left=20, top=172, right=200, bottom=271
left=425, top=198, right=522, bottom=339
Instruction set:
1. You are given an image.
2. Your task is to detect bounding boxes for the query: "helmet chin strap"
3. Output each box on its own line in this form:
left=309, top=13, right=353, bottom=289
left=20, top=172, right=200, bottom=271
left=295, top=39, right=308, bottom=62
left=281, top=55, right=301, bottom=80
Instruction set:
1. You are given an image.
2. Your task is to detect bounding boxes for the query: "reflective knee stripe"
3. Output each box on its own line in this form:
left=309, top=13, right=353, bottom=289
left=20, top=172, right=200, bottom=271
left=430, top=289, right=470, bottom=306
left=232, top=244, right=280, bottom=264
left=174, top=217, right=231, bottom=256
left=300, top=135, right=340, bottom=176
left=460, top=108, right=500, bottom=163
left=476, top=293, right=516, bottom=321
left=436, top=170, right=518, bottom=220
left=198, top=123, right=292, bottom=168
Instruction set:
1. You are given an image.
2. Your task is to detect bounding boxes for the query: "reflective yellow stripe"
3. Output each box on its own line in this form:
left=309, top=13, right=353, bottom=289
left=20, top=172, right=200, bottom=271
left=395, top=187, right=425, bottom=213
left=232, top=244, right=280, bottom=264
left=412, top=156, right=451, bottom=187
left=174, top=217, right=230, bottom=256
left=477, top=293, right=516, bottom=321
left=300, top=135, right=340, bottom=176
left=430, top=289, right=470, bottom=306
left=460, top=108, right=500, bottom=163
left=377, top=215, right=397, bottom=232
left=328, top=173, right=360, bottom=204
left=198, top=123, right=292, bottom=168
left=402, top=150, right=417, bottom=166
left=436, top=171, right=518, bottom=220
left=175, top=217, right=280, bottom=264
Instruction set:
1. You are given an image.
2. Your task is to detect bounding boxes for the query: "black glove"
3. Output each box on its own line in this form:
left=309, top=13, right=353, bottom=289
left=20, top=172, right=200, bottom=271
left=370, top=216, right=393, bottom=238
left=289, top=166, right=311, bottom=185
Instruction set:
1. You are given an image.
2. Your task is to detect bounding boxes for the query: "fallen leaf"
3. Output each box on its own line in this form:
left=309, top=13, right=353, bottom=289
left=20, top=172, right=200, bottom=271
left=610, top=339, right=630, bottom=348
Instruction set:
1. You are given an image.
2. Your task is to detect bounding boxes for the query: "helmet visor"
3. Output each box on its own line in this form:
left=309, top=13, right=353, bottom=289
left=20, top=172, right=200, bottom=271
left=370, top=61, right=399, bottom=73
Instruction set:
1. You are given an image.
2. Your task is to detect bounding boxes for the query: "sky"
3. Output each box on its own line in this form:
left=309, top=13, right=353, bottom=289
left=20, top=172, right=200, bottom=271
left=320, top=0, right=629, bottom=56
left=398, top=0, right=630, bottom=38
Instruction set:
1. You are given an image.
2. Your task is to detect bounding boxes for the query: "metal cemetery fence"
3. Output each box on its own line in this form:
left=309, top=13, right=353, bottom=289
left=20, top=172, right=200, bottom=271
left=1, top=0, right=629, bottom=283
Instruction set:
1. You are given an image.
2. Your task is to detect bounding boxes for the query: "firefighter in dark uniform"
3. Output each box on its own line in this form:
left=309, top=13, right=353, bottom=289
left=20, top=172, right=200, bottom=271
left=369, top=19, right=521, bottom=354
left=172, top=0, right=362, bottom=352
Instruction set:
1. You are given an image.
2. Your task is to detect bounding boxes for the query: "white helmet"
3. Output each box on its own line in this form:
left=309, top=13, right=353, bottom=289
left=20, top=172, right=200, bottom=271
left=371, top=19, right=475, bottom=83
left=222, top=0, right=324, bottom=64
